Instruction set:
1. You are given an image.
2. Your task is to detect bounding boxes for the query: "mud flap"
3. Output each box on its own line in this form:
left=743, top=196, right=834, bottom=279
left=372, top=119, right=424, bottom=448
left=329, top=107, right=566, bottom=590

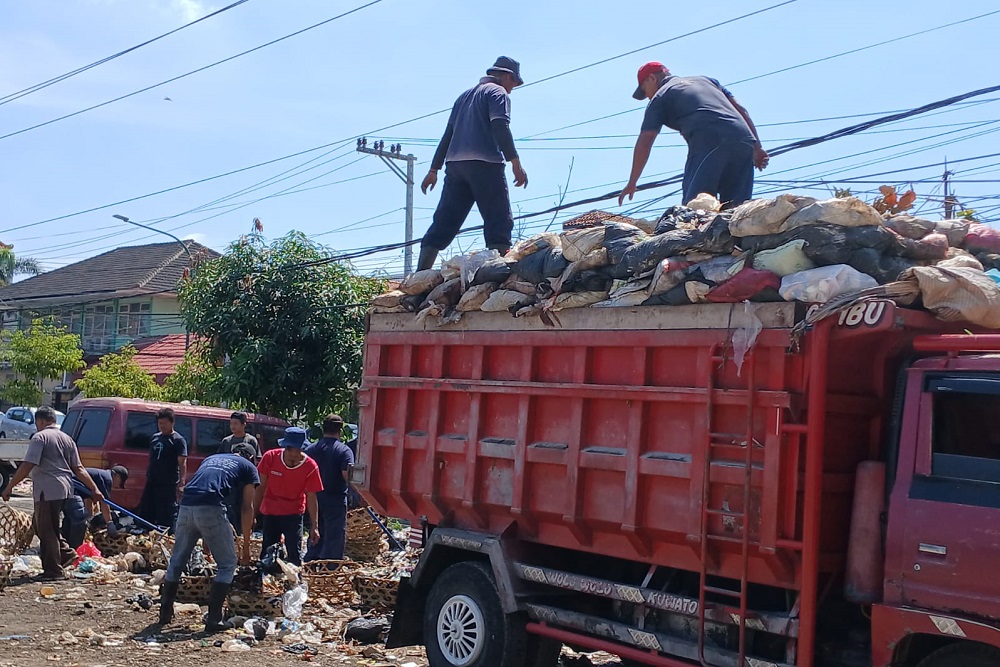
left=386, top=575, right=424, bottom=648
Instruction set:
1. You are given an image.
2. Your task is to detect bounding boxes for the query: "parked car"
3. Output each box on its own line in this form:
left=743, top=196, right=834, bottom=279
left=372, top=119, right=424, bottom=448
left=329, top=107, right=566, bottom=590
left=0, top=406, right=65, bottom=440
left=55, top=398, right=288, bottom=509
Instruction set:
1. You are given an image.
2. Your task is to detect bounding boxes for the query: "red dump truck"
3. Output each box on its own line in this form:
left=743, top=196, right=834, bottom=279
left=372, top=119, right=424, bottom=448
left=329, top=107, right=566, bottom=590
left=356, top=300, right=1000, bottom=667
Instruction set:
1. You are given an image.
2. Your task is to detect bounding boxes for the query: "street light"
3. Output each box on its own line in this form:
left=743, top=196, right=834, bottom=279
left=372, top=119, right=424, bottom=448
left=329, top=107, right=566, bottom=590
left=112, top=214, right=193, bottom=262
left=112, top=214, right=192, bottom=349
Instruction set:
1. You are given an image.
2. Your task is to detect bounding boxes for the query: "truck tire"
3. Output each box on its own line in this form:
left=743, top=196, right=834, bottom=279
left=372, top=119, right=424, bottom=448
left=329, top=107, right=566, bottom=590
left=423, top=561, right=529, bottom=667
left=917, top=643, right=1000, bottom=667
left=0, top=466, right=8, bottom=494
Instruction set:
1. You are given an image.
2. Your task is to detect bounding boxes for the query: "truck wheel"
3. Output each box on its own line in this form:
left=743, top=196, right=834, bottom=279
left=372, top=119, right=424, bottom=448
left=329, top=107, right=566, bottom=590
left=423, top=561, right=526, bottom=667
left=917, top=643, right=1000, bottom=667
left=0, top=467, right=8, bottom=493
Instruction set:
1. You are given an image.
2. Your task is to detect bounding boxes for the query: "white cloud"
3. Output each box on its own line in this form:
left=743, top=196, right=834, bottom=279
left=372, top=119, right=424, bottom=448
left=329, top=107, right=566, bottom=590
left=171, top=0, right=205, bottom=22
left=182, top=232, right=208, bottom=244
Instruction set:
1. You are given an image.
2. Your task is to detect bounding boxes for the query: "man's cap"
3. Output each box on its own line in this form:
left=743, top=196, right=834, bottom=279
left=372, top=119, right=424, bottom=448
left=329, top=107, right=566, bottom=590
left=633, top=61, right=668, bottom=100
left=232, top=443, right=256, bottom=461
left=278, top=426, right=310, bottom=449
left=487, top=56, right=524, bottom=87
left=111, top=465, right=129, bottom=487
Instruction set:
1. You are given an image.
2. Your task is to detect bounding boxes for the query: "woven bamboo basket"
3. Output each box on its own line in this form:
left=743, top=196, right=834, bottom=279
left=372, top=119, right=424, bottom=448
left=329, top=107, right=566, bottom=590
left=301, top=560, right=359, bottom=604
left=0, top=505, right=34, bottom=557
left=91, top=530, right=130, bottom=557
left=345, top=535, right=387, bottom=563
left=353, top=574, right=399, bottom=612
left=174, top=575, right=213, bottom=604
left=235, top=535, right=263, bottom=562
left=130, top=535, right=174, bottom=570
left=228, top=591, right=281, bottom=617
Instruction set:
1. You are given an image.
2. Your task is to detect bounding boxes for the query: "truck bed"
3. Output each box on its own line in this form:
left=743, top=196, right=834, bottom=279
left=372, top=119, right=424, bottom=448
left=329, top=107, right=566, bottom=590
left=358, top=301, right=949, bottom=590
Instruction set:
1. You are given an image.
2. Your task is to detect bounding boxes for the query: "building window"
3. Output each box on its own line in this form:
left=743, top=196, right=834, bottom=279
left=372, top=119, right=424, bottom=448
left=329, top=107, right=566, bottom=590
left=82, top=304, right=115, bottom=352
left=52, top=307, right=82, bottom=334
left=117, top=302, right=151, bottom=338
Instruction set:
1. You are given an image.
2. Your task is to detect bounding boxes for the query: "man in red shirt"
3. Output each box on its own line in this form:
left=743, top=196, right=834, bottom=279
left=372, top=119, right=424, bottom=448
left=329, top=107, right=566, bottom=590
left=255, top=427, right=322, bottom=565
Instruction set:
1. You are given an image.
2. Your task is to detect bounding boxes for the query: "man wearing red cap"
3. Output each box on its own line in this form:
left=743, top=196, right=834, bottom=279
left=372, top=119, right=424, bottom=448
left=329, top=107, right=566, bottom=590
left=619, top=63, right=767, bottom=209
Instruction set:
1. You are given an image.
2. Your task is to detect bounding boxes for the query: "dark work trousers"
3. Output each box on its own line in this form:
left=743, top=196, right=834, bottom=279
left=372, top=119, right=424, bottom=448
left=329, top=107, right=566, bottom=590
left=304, top=495, right=347, bottom=562
left=261, top=513, right=304, bottom=565
left=682, top=139, right=755, bottom=208
left=422, top=160, right=514, bottom=251
left=35, top=498, right=77, bottom=576
left=61, top=495, right=88, bottom=549
left=136, top=485, right=178, bottom=532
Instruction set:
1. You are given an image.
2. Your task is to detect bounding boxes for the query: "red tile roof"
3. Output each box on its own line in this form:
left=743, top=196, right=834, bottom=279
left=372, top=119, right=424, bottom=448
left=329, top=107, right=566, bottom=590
left=131, top=334, right=191, bottom=383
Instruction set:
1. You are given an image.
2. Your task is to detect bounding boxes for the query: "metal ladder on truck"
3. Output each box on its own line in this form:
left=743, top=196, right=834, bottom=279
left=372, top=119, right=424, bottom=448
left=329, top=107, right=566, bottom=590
left=697, top=343, right=757, bottom=667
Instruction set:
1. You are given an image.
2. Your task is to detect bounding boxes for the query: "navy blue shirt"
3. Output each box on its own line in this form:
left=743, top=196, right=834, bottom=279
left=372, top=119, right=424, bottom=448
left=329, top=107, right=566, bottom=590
left=445, top=77, right=511, bottom=164
left=72, top=468, right=113, bottom=500
left=146, top=431, right=188, bottom=488
left=305, top=437, right=354, bottom=501
left=181, top=454, right=259, bottom=508
left=641, top=75, right=754, bottom=150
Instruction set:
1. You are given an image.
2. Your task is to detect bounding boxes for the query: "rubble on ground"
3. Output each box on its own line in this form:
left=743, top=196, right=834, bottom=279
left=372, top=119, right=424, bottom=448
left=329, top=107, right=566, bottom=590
left=373, top=189, right=1000, bottom=330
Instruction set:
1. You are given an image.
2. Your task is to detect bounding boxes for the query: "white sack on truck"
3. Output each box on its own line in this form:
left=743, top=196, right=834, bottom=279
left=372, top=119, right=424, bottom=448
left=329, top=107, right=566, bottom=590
left=560, top=226, right=607, bottom=262
left=399, top=269, right=443, bottom=295
left=779, top=264, right=879, bottom=303
left=782, top=197, right=883, bottom=231
left=685, top=193, right=722, bottom=213
left=728, top=194, right=816, bottom=237
left=481, top=290, right=533, bottom=313
left=900, top=265, right=1000, bottom=328
left=457, top=283, right=497, bottom=312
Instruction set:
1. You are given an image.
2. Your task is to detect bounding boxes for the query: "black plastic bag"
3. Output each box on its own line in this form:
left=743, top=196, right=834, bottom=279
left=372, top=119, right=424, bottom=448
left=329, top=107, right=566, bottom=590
left=603, top=222, right=648, bottom=265
left=471, top=258, right=513, bottom=286
left=562, top=269, right=613, bottom=293
left=654, top=205, right=718, bottom=235
left=513, top=245, right=568, bottom=284
left=614, top=215, right=734, bottom=278
left=847, top=248, right=915, bottom=284
left=738, top=224, right=901, bottom=266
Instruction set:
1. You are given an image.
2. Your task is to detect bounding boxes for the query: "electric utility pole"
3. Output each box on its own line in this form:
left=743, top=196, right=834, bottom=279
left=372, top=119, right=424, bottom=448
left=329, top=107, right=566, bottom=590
left=356, top=138, right=418, bottom=275
left=943, top=158, right=957, bottom=219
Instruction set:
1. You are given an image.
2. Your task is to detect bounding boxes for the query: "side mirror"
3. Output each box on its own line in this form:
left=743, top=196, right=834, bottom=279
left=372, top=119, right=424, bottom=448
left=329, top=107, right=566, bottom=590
left=25, top=417, right=33, bottom=425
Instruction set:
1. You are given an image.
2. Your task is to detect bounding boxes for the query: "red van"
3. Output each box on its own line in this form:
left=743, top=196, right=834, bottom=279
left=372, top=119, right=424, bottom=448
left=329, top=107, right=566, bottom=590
left=61, top=398, right=289, bottom=509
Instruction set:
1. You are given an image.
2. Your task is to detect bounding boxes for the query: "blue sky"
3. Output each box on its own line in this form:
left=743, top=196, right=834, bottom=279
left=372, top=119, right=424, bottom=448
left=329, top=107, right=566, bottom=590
left=2, top=0, right=999, bottom=276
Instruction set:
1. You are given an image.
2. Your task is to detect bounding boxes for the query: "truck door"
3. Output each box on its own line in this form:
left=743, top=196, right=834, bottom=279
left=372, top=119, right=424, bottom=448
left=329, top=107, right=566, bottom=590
left=897, top=374, right=1000, bottom=619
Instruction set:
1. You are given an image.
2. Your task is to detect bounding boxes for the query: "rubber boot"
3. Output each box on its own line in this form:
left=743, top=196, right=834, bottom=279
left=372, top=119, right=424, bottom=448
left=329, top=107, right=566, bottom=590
left=158, top=580, right=179, bottom=625
left=416, top=246, right=438, bottom=272
left=204, top=581, right=233, bottom=633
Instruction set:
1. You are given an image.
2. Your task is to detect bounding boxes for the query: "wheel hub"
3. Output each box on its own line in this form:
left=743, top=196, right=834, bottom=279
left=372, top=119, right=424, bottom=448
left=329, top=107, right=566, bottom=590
left=436, top=594, right=485, bottom=666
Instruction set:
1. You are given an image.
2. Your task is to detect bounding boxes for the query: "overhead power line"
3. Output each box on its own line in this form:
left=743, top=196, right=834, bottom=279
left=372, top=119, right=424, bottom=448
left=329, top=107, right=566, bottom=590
left=0, top=0, right=383, bottom=142
left=0, top=0, right=252, bottom=106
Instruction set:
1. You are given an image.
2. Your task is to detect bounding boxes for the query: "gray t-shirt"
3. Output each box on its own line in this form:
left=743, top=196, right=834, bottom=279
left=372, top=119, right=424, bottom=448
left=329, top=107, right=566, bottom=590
left=641, top=75, right=755, bottom=150
left=219, top=433, right=261, bottom=460
left=24, top=425, right=81, bottom=502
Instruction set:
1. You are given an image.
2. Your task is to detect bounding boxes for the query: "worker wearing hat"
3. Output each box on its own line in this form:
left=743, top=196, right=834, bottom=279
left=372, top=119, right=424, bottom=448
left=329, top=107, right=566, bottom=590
left=62, top=464, right=129, bottom=548
left=619, top=62, right=768, bottom=209
left=417, top=56, right=528, bottom=271
left=254, top=427, right=323, bottom=565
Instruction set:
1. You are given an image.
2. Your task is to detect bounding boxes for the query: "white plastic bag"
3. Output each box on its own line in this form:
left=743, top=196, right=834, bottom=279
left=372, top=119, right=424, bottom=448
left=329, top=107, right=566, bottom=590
left=732, top=302, right=763, bottom=377
left=281, top=583, right=308, bottom=620
left=685, top=193, right=722, bottom=212
left=779, top=265, right=878, bottom=303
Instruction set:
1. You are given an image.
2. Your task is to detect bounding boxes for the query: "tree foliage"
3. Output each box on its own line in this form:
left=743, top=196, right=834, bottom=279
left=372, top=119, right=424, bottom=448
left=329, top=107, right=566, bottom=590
left=161, top=348, right=223, bottom=405
left=177, top=232, right=386, bottom=423
left=1, top=319, right=85, bottom=405
left=0, top=246, right=42, bottom=287
left=75, top=345, right=161, bottom=400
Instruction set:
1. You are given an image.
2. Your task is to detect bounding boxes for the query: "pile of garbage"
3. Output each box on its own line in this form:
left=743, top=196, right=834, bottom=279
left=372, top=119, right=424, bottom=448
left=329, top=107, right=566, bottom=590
left=372, top=190, right=1000, bottom=329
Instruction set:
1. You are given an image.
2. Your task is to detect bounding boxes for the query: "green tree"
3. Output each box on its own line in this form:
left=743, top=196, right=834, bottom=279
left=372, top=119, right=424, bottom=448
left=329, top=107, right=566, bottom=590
left=1, top=319, right=85, bottom=406
left=162, top=348, right=223, bottom=405
left=178, top=231, right=386, bottom=423
left=75, top=345, right=162, bottom=400
left=0, top=246, right=42, bottom=287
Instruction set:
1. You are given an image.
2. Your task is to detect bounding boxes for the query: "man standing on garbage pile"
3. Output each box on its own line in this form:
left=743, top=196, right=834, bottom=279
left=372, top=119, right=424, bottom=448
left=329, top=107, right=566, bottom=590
left=219, top=411, right=261, bottom=461
left=136, top=407, right=187, bottom=531
left=0, top=406, right=104, bottom=581
left=619, top=62, right=768, bottom=209
left=255, top=427, right=323, bottom=565
left=62, top=464, right=129, bottom=549
left=304, top=414, right=355, bottom=562
left=158, top=445, right=259, bottom=632
left=417, top=56, right=528, bottom=271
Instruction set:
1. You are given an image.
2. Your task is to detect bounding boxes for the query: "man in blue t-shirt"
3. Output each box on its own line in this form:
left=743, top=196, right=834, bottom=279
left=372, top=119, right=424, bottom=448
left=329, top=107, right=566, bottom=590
left=62, top=465, right=128, bottom=548
left=416, top=56, right=528, bottom=271
left=304, top=414, right=355, bottom=561
left=619, top=62, right=769, bottom=209
left=158, top=446, right=259, bottom=632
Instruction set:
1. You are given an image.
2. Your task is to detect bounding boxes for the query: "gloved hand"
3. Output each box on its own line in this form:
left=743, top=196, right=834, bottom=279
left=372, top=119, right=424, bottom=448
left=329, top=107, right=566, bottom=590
left=107, top=522, right=120, bottom=537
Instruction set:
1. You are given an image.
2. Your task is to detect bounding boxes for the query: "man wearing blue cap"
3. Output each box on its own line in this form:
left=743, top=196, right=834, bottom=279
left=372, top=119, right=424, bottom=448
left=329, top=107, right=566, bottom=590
left=255, top=427, right=323, bottom=565
left=417, top=56, right=528, bottom=271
